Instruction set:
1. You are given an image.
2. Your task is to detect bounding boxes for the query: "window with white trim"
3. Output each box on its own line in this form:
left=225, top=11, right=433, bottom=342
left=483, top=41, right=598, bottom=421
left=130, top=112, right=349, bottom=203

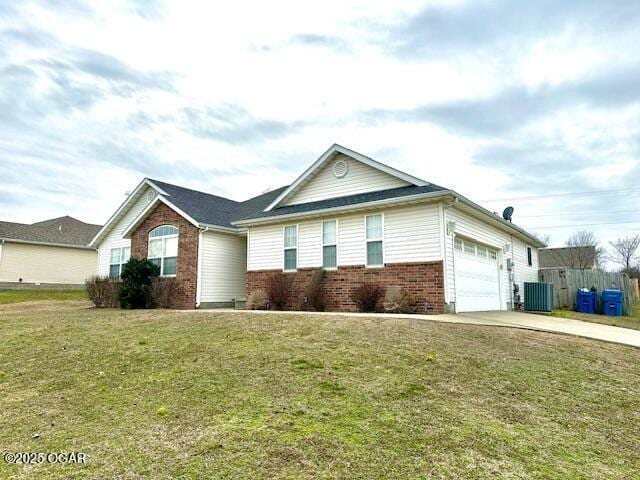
left=365, top=214, right=384, bottom=266
left=148, top=225, right=178, bottom=276
left=476, top=245, right=488, bottom=258
left=109, top=246, right=130, bottom=278
left=284, top=225, right=297, bottom=271
left=454, top=237, right=463, bottom=251
left=322, top=220, right=337, bottom=269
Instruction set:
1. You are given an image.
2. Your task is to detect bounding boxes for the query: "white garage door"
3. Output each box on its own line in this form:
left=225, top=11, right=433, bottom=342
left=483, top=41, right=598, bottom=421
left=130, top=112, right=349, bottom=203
left=454, top=237, right=502, bottom=312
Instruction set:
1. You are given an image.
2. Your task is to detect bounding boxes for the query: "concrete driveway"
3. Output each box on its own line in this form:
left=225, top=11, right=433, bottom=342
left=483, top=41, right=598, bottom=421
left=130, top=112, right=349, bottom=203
left=434, top=311, right=640, bottom=348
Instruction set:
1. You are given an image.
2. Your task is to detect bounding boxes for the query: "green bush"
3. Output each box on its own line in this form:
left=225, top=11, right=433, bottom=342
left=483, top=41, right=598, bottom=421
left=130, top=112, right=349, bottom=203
left=119, top=258, right=160, bottom=309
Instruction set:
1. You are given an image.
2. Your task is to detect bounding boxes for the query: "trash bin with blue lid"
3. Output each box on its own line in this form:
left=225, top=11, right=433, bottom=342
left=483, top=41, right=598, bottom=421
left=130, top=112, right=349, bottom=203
left=601, top=289, right=623, bottom=316
left=576, top=289, right=596, bottom=314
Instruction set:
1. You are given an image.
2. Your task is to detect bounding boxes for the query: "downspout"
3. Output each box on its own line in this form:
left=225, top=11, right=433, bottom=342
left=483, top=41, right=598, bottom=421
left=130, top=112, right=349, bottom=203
left=509, top=234, right=515, bottom=310
left=442, top=196, right=459, bottom=312
left=195, top=226, right=208, bottom=308
left=0, top=239, right=4, bottom=275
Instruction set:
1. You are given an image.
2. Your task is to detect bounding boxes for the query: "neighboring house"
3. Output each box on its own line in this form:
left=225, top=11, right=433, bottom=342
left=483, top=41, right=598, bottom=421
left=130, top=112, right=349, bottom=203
left=91, top=144, right=545, bottom=312
left=539, top=246, right=597, bottom=270
left=0, top=216, right=101, bottom=286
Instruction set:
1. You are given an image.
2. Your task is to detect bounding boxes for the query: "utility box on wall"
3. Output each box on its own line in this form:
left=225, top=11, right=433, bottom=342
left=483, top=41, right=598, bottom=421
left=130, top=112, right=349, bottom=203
left=524, top=282, right=554, bottom=312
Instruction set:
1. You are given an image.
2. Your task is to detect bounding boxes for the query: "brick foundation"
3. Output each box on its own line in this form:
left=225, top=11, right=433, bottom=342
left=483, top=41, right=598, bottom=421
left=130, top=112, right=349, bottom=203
left=130, top=202, right=198, bottom=309
left=247, top=262, right=445, bottom=314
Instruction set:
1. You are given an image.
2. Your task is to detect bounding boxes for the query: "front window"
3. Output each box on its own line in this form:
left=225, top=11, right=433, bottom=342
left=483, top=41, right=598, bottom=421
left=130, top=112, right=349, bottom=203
left=284, top=225, right=297, bottom=271
left=365, top=214, right=384, bottom=266
left=148, top=225, right=178, bottom=276
left=322, top=220, right=337, bottom=269
left=109, top=246, right=130, bottom=278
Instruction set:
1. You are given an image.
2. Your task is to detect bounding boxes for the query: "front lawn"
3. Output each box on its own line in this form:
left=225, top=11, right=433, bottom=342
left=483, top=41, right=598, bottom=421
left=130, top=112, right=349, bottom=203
left=551, top=307, right=640, bottom=331
left=0, top=289, right=88, bottom=305
left=0, top=303, right=638, bottom=479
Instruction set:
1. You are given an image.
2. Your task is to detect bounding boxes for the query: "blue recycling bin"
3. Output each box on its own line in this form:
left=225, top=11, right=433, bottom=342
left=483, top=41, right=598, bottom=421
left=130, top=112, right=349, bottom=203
left=576, top=290, right=596, bottom=314
left=601, top=289, right=623, bottom=316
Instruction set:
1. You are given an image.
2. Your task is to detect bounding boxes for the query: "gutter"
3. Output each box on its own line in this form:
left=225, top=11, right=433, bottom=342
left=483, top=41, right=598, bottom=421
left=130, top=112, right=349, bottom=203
left=232, top=189, right=545, bottom=249
left=451, top=194, right=547, bottom=248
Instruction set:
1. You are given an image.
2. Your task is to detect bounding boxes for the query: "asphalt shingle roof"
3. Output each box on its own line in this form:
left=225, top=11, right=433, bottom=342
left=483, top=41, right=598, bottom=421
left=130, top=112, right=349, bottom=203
left=145, top=179, right=446, bottom=227
left=148, top=179, right=289, bottom=228
left=0, top=216, right=102, bottom=247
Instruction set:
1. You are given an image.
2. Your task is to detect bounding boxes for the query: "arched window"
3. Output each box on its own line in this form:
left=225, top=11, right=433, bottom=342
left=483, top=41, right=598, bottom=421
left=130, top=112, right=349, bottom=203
left=148, top=225, right=178, bottom=276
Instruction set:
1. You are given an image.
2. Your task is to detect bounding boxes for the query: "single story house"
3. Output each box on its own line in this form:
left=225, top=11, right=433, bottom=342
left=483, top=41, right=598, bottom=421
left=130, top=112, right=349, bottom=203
left=90, top=144, right=545, bottom=312
left=0, top=216, right=101, bottom=287
left=539, top=246, right=597, bottom=270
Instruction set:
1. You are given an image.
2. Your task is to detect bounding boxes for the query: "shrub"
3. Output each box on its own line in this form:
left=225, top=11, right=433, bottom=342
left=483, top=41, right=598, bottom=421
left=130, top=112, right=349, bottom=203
left=301, top=270, right=326, bottom=311
left=146, top=277, right=177, bottom=309
left=247, top=289, right=269, bottom=310
left=350, top=283, right=384, bottom=312
left=119, top=258, right=160, bottom=309
left=267, top=274, right=292, bottom=310
left=383, top=286, right=417, bottom=314
left=85, top=276, right=120, bottom=308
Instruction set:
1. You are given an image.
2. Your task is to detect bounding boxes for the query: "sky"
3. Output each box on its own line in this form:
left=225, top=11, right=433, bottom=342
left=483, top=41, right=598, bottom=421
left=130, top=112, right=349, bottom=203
left=1, top=0, right=639, bottom=262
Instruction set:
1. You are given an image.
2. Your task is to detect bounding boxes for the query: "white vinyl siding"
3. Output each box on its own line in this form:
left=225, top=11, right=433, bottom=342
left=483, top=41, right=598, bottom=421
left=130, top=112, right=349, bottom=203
left=299, top=222, right=322, bottom=267
left=247, top=224, right=284, bottom=271
left=444, top=206, right=539, bottom=310
left=0, top=242, right=97, bottom=284
left=97, top=186, right=153, bottom=276
left=283, top=154, right=411, bottom=206
left=247, top=203, right=443, bottom=271
left=384, top=204, right=442, bottom=263
left=199, top=231, right=247, bottom=303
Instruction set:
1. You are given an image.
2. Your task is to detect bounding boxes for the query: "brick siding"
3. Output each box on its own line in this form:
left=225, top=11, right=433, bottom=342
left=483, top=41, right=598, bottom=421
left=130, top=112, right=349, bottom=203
left=130, top=202, right=198, bottom=309
left=247, top=261, right=445, bottom=314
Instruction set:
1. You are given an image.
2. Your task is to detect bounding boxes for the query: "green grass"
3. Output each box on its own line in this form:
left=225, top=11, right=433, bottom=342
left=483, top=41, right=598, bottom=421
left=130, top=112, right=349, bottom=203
left=551, top=306, right=640, bottom=331
left=1, top=303, right=639, bottom=479
left=0, top=289, right=88, bottom=304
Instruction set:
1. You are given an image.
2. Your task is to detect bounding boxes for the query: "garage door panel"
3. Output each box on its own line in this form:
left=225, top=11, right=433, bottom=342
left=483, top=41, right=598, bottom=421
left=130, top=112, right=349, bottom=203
left=454, top=239, right=501, bottom=313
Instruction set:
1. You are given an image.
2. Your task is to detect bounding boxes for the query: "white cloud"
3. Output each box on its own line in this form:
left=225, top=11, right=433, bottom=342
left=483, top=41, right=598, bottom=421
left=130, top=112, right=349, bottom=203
left=1, top=0, right=639, bottom=257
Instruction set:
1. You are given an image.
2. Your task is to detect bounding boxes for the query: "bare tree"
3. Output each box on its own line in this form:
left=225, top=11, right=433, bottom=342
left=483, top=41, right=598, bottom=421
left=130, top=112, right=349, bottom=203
left=564, top=230, right=604, bottom=269
left=609, top=235, right=640, bottom=275
left=530, top=231, right=551, bottom=246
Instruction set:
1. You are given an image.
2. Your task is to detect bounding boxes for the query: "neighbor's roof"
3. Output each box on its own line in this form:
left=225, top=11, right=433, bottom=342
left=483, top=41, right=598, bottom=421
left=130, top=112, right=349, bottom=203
left=539, top=246, right=597, bottom=269
left=0, top=216, right=102, bottom=248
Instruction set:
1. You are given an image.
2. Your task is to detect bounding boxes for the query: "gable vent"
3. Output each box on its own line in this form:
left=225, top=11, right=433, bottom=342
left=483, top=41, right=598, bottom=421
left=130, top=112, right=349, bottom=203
left=147, top=190, right=157, bottom=203
left=332, top=159, right=349, bottom=178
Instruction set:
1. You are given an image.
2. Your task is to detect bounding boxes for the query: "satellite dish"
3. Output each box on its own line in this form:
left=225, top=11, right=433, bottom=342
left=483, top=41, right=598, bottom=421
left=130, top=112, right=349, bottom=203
left=502, top=206, right=514, bottom=222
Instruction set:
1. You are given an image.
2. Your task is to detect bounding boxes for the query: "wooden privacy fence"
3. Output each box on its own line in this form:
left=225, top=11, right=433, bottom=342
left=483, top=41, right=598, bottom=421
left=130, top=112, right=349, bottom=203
left=538, top=269, right=638, bottom=315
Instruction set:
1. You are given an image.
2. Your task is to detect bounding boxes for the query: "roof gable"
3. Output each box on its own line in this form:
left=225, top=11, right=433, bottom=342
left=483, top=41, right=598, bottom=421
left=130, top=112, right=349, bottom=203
left=91, top=178, right=291, bottom=246
left=264, top=144, right=428, bottom=211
